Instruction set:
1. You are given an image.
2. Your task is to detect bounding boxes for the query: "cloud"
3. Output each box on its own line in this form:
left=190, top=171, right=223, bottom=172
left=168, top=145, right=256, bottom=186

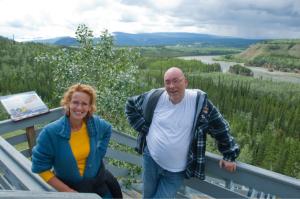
left=7, top=20, right=24, bottom=28
left=169, top=0, right=300, bottom=38
left=0, top=0, right=299, bottom=40
left=120, top=14, right=137, bottom=23
left=120, top=0, right=144, bottom=6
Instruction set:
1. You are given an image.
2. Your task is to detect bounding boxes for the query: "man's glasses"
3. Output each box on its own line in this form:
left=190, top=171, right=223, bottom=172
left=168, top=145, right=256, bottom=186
left=164, top=77, right=184, bottom=86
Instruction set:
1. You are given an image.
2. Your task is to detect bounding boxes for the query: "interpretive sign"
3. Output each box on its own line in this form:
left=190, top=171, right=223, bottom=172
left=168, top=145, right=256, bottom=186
left=0, top=91, right=49, bottom=121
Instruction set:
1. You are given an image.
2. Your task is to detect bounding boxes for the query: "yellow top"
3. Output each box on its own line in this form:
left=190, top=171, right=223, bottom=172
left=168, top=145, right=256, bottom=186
left=39, top=122, right=90, bottom=182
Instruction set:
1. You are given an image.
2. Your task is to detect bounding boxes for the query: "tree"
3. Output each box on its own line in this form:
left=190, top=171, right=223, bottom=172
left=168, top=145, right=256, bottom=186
left=37, top=24, right=139, bottom=124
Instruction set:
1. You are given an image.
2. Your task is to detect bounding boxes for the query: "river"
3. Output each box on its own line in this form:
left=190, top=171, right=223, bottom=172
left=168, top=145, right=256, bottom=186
left=179, top=55, right=300, bottom=84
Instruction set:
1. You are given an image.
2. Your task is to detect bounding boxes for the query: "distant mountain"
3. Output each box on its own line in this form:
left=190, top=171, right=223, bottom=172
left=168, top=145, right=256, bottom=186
left=31, top=36, right=79, bottom=46
left=30, top=32, right=260, bottom=48
left=113, top=32, right=259, bottom=48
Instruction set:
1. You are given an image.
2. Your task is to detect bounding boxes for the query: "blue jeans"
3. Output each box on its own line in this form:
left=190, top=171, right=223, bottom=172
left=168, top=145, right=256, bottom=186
left=143, top=146, right=185, bottom=198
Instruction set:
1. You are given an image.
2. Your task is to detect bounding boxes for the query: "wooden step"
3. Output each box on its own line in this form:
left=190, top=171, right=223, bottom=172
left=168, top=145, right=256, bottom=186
left=122, top=188, right=142, bottom=199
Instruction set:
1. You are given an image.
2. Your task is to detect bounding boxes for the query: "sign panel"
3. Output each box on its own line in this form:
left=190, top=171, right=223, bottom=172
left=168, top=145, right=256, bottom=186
left=0, top=91, right=49, bottom=121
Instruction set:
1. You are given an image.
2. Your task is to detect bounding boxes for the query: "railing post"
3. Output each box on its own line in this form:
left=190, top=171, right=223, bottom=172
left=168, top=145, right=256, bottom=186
left=247, top=187, right=256, bottom=198
left=225, top=179, right=234, bottom=191
left=178, top=185, right=187, bottom=196
left=25, top=126, right=36, bottom=156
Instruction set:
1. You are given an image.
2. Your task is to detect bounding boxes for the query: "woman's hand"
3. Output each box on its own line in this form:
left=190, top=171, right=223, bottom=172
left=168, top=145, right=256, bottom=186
left=47, top=176, right=78, bottom=192
left=68, top=188, right=78, bottom=192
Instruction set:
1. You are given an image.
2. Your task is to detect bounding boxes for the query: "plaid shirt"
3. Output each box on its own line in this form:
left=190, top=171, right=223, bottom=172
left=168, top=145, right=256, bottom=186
left=125, top=89, right=240, bottom=180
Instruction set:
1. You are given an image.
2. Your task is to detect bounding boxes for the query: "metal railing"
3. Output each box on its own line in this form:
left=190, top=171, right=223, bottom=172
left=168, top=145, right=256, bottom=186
left=0, top=107, right=300, bottom=198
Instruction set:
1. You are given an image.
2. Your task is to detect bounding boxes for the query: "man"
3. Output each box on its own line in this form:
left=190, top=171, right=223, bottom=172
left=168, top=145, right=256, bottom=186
left=125, top=67, right=240, bottom=198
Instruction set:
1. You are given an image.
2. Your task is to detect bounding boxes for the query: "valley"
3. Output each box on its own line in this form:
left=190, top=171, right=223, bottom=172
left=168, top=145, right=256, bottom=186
left=179, top=55, right=300, bottom=83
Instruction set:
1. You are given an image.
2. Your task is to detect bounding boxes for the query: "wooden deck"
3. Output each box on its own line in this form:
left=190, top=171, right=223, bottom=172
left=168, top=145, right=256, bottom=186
left=122, top=188, right=142, bottom=198
left=0, top=107, right=300, bottom=198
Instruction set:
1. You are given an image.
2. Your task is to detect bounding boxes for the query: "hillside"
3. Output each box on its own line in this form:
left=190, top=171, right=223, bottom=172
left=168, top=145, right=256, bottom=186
left=234, top=39, right=300, bottom=71
left=30, top=32, right=259, bottom=48
left=237, top=39, right=300, bottom=59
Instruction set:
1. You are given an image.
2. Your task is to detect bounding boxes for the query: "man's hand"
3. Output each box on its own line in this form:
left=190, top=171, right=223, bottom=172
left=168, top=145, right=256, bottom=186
left=219, top=159, right=237, bottom=172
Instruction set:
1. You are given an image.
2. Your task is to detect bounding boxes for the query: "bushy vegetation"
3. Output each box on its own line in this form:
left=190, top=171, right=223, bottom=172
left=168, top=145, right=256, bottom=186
left=229, top=64, right=254, bottom=76
left=138, top=57, right=221, bottom=71
left=247, top=55, right=300, bottom=71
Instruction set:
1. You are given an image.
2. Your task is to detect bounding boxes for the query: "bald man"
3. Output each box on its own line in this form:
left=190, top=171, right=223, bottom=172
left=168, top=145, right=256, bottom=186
left=125, top=67, right=240, bottom=198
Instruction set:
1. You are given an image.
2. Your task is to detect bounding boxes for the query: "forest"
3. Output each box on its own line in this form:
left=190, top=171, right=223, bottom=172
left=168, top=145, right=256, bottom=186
left=0, top=25, right=299, bottom=179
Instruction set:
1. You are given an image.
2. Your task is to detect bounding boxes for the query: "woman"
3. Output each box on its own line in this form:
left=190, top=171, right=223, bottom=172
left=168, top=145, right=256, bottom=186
left=31, top=83, right=122, bottom=198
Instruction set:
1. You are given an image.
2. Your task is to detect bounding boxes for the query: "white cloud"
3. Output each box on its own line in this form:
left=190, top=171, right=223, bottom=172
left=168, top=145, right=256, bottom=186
left=150, top=0, right=183, bottom=10
left=0, top=0, right=299, bottom=40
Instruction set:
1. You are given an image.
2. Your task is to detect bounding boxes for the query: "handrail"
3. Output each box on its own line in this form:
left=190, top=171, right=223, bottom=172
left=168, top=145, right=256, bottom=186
left=0, top=135, right=55, bottom=191
left=0, top=191, right=101, bottom=199
left=0, top=107, right=300, bottom=198
left=204, top=152, right=300, bottom=198
left=0, top=107, right=64, bottom=136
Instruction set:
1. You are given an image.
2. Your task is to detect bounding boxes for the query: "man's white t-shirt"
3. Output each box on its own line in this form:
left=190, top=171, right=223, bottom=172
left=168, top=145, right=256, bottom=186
left=146, top=90, right=197, bottom=172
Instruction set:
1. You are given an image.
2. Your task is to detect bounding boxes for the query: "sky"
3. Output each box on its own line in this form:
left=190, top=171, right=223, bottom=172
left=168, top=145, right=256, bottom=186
left=0, top=0, right=300, bottom=41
